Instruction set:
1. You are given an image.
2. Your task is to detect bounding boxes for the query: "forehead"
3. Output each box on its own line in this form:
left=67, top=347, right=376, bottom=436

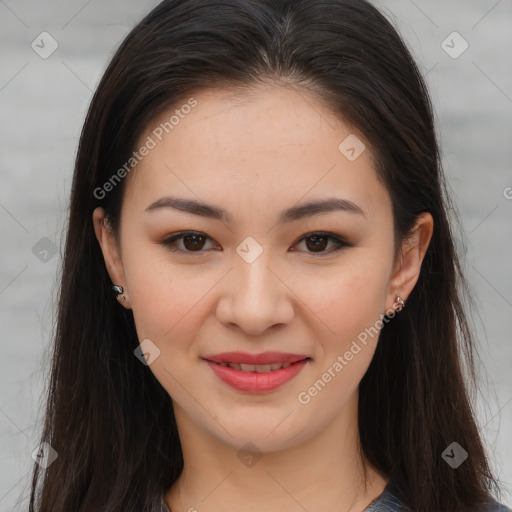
left=122, top=85, right=390, bottom=224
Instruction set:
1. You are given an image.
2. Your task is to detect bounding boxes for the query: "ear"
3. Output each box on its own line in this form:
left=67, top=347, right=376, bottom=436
left=385, top=212, right=434, bottom=313
left=92, top=207, right=131, bottom=309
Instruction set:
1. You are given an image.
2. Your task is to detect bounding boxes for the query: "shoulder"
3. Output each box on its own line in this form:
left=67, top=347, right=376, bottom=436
left=364, top=488, right=406, bottom=511
left=365, top=487, right=512, bottom=512
left=488, top=500, right=512, bottom=512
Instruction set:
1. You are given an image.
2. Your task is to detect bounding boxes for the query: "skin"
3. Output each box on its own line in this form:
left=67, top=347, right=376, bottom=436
left=93, top=84, right=433, bottom=512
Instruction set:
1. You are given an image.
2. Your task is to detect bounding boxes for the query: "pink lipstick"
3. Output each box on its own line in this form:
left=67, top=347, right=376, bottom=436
left=202, top=351, right=310, bottom=393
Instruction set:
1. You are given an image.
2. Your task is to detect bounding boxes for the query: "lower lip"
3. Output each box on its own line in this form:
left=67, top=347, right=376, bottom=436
left=205, top=359, right=309, bottom=393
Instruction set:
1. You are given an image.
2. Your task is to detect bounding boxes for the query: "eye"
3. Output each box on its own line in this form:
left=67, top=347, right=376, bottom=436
left=159, top=231, right=350, bottom=255
left=159, top=231, right=219, bottom=254
left=291, top=232, right=350, bottom=255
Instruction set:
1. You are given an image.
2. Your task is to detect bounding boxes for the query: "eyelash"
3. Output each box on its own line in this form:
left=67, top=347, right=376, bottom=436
left=159, top=231, right=351, bottom=256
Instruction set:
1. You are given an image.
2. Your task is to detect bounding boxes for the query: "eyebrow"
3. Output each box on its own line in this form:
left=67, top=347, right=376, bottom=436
left=144, top=195, right=366, bottom=223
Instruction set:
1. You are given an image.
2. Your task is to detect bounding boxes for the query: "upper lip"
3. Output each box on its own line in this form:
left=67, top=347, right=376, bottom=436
left=203, top=351, right=310, bottom=365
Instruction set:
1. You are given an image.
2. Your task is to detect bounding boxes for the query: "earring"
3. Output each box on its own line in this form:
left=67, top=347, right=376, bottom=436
left=394, top=295, right=405, bottom=312
left=112, top=284, right=126, bottom=302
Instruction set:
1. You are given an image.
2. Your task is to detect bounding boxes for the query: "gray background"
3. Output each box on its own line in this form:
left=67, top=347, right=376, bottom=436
left=0, top=0, right=511, bottom=510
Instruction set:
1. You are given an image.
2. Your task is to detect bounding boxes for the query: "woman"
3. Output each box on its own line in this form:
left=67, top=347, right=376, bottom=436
left=28, top=1, right=511, bottom=511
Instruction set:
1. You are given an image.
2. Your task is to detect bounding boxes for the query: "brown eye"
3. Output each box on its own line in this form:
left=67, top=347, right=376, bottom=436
left=182, top=233, right=206, bottom=251
left=305, top=235, right=328, bottom=252
left=160, top=231, right=218, bottom=254
left=292, top=232, right=350, bottom=255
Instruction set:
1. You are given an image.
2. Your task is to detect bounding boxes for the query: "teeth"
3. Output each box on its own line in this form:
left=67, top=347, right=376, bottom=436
left=238, top=363, right=264, bottom=372
left=221, top=361, right=296, bottom=372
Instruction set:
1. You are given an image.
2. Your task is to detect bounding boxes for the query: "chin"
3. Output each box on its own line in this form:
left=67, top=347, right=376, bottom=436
left=208, top=406, right=312, bottom=452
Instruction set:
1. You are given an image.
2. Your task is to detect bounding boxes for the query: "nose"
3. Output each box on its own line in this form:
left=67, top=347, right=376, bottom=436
left=215, top=251, right=295, bottom=336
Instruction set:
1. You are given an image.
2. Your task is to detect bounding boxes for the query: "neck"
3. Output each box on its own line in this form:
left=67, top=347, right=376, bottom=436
left=165, top=393, right=388, bottom=512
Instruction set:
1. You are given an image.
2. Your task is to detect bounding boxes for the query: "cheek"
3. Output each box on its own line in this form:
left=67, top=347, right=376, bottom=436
left=122, top=245, right=228, bottom=362
left=127, top=266, right=206, bottom=343
left=120, top=238, right=193, bottom=340
left=295, top=262, right=388, bottom=415
left=299, top=254, right=390, bottom=352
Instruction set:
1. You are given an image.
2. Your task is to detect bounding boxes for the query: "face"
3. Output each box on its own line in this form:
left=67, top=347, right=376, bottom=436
left=94, top=84, right=432, bottom=453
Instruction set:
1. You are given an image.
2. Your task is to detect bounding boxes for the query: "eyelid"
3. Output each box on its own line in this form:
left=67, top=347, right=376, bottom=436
left=159, top=230, right=351, bottom=255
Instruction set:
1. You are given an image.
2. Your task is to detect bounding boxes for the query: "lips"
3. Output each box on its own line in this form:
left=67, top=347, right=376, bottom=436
left=202, top=352, right=311, bottom=393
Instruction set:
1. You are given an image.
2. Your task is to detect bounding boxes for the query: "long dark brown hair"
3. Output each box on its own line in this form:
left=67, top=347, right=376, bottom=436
left=28, top=1, right=504, bottom=510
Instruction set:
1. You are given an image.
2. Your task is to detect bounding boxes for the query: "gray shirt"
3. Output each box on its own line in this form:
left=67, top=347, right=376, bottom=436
left=159, top=485, right=512, bottom=511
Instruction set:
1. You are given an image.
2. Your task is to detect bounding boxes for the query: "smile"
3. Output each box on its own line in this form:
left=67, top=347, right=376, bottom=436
left=202, top=353, right=311, bottom=393
left=212, top=361, right=293, bottom=372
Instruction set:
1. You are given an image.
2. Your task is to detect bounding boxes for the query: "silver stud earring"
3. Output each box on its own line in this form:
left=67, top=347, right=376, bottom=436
left=112, top=284, right=126, bottom=302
